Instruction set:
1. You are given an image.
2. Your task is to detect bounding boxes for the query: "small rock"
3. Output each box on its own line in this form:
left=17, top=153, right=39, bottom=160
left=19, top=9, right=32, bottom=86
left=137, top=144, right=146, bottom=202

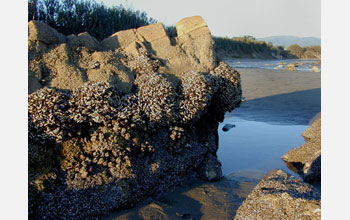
left=285, top=63, right=297, bottom=71
left=222, top=123, right=236, bottom=132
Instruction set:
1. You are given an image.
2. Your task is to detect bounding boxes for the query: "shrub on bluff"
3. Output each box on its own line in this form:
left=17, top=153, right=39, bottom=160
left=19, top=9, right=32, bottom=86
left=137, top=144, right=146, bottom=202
left=28, top=16, right=242, bottom=219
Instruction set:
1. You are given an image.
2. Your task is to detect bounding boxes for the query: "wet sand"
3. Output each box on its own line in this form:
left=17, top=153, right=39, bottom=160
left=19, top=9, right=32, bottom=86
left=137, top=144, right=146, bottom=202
left=230, top=68, right=321, bottom=125
left=104, top=68, right=321, bottom=220
left=104, top=172, right=263, bottom=220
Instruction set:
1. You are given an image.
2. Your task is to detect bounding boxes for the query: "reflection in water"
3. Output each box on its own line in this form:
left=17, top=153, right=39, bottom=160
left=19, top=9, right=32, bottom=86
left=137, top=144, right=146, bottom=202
left=105, top=173, right=259, bottom=220
left=218, top=116, right=307, bottom=176
left=105, top=117, right=309, bottom=219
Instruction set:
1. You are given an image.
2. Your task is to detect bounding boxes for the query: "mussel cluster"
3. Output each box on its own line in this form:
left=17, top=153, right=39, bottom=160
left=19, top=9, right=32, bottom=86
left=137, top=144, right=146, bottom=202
left=211, top=61, right=242, bottom=113
left=28, top=87, right=69, bottom=143
left=135, top=72, right=178, bottom=126
left=67, top=81, right=121, bottom=124
left=127, top=47, right=161, bottom=75
left=28, top=57, right=241, bottom=219
left=179, top=71, right=214, bottom=123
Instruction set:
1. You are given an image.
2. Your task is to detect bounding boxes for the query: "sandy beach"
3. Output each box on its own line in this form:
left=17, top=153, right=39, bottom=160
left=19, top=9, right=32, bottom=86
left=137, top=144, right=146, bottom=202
left=230, top=68, right=321, bottom=125
left=104, top=68, right=321, bottom=220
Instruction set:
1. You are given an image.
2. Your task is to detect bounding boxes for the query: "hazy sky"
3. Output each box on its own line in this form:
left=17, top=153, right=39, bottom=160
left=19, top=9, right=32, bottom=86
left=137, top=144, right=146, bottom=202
left=96, top=0, right=321, bottom=38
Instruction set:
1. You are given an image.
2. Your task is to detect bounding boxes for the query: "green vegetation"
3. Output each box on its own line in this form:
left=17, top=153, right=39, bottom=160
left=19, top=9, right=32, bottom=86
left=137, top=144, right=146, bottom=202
left=213, top=35, right=297, bottom=59
left=28, top=0, right=157, bottom=41
left=287, top=44, right=321, bottom=59
left=28, top=1, right=320, bottom=60
left=286, top=44, right=304, bottom=58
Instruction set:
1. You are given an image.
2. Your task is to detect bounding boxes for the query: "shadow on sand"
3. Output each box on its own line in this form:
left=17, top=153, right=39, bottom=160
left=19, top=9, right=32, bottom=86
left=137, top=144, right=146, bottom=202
left=228, top=88, right=321, bottom=125
left=104, top=176, right=258, bottom=220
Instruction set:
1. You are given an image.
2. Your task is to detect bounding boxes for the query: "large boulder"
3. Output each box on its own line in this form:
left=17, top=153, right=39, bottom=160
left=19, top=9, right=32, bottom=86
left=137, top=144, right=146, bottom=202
left=28, top=16, right=217, bottom=94
left=100, top=16, right=216, bottom=83
left=234, top=169, right=321, bottom=220
left=282, top=118, right=321, bottom=182
left=28, top=17, right=242, bottom=220
left=175, top=16, right=216, bottom=72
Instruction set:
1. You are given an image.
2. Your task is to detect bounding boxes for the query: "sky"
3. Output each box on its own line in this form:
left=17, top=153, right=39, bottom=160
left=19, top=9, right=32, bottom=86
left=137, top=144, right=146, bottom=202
left=96, top=0, right=321, bottom=38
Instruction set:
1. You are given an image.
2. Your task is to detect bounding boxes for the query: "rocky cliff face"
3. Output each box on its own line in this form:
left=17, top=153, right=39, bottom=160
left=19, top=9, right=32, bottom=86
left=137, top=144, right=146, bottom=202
left=28, top=16, right=242, bottom=219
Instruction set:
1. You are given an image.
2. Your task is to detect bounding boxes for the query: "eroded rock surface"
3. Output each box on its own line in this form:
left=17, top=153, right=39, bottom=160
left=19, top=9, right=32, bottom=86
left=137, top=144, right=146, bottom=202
left=282, top=118, right=321, bottom=182
left=28, top=16, right=242, bottom=220
left=234, top=169, right=321, bottom=220
left=28, top=16, right=217, bottom=94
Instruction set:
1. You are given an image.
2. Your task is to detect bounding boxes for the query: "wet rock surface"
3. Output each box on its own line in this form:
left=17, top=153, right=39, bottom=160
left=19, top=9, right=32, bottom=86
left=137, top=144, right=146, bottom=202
left=282, top=118, right=321, bottom=182
left=28, top=16, right=242, bottom=219
left=234, top=169, right=321, bottom=220
left=222, top=123, right=236, bottom=132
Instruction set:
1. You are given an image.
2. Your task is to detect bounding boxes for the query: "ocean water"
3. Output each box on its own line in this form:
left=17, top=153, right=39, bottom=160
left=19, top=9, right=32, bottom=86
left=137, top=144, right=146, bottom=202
left=218, top=116, right=307, bottom=177
left=225, top=58, right=321, bottom=72
left=104, top=63, right=317, bottom=219
left=105, top=116, right=310, bottom=219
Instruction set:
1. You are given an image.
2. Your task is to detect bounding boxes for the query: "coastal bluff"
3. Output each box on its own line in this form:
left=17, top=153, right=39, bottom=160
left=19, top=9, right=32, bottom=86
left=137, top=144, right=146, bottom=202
left=28, top=16, right=242, bottom=219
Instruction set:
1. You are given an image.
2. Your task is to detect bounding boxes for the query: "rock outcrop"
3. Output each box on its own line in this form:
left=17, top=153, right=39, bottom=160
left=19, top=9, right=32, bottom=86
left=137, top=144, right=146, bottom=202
left=282, top=118, right=321, bottom=183
left=28, top=16, right=242, bottom=220
left=234, top=169, right=321, bottom=220
left=28, top=16, right=217, bottom=94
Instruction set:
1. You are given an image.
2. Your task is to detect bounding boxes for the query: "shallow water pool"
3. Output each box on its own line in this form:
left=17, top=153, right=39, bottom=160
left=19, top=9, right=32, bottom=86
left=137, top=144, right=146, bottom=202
left=218, top=116, right=308, bottom=176
left=225, top=58, right=321, bottom=72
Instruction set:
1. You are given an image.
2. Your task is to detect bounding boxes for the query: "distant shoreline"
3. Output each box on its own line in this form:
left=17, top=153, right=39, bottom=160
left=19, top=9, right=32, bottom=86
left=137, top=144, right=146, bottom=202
left=224, top=59, right=321, bottom=73
left=219, top=56, right=321, bottom=60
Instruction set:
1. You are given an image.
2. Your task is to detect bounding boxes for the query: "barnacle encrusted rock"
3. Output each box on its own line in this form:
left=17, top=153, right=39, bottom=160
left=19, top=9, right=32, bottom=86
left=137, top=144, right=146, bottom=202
left=282, top=118, right=321, bottom=183
left=28, top=16, right=242, bottom=220
left=234, top=169, right=321, bottom=220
